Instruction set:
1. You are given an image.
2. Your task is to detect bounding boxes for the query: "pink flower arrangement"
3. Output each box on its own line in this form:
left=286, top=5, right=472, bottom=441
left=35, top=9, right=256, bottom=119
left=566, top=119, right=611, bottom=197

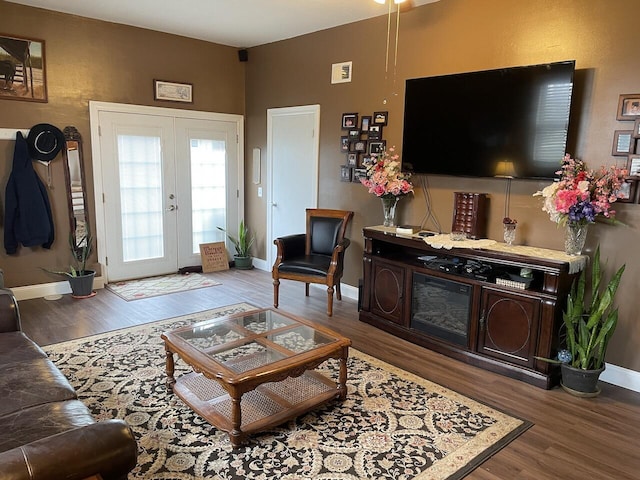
left=360, top=147, right=414, bottom=198
left=533, top=154, right=627, bottom=226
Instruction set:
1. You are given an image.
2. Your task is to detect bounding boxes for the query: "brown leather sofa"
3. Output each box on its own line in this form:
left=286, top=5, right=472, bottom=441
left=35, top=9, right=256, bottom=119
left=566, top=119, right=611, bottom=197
left=0, top=288, right=138, bottom=480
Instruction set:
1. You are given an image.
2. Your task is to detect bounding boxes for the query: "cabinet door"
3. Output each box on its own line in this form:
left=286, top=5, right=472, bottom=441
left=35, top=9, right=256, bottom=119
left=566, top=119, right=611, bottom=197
left=370, top=259, right=405, bottom=325
left=478, top=288, right=540, bottom=368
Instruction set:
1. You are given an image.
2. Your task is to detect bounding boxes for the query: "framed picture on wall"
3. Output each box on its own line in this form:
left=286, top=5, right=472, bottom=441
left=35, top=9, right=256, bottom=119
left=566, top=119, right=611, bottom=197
left=628, top=154, right=640, bottom=176
left=0, top=34, right=47, bottom=102
left=354, top=140, right=367, bottom=153
left=348, top=129, right=360, bottom=140
left=340, top=165, right=352, bottom=182
left=342, top=113, right=358, bottom=129
left=617, top=94, right=640, bottom=120
left=353, top=167, right=367, bottom=183
left=361, top=116, right=372, bottom=132
left=154, top=79, right=193, bottom=103
left=340, top=136, right=349, bottom=152
left=373, top=111, right=388, bottom=125
left=368, top=140, right=386, bottom=155
left=616, top=179, right=636, bottom=203
left=612, top=130, right=634, bottom=156
left=368, top=125, right=382, bottom=140
left=347, top=153, right=358, bottom=166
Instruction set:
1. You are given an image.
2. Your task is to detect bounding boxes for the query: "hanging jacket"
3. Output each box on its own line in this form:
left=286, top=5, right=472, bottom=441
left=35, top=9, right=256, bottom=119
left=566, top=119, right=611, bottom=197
left=4, top=131, right=54, bottom=254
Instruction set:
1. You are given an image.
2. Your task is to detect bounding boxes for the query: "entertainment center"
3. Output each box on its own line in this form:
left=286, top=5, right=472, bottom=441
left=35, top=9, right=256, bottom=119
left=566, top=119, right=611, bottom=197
left=359, top=226, right=581, bottom=389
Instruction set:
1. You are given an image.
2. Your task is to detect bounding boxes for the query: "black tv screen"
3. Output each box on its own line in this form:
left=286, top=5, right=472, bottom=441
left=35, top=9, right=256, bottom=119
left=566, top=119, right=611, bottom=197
left=401, top=60, right=575, bottom=180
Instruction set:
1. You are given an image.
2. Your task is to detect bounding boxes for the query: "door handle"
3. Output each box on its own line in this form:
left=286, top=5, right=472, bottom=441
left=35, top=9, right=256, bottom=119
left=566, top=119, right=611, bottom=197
left=272, top=202, right=278, bottom=207
left=166, top=205, right=177, bottom=211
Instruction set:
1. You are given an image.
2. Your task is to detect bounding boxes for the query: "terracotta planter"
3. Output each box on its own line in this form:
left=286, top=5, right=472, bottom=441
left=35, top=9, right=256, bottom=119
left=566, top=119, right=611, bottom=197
left=560, top=363, right=605, bottom=397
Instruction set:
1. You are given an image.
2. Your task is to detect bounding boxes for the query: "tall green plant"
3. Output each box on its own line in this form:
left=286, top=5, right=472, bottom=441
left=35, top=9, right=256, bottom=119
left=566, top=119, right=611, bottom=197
left=45, top=233, right=93, bottom=277
left=562, top=246, right=625, bottom=370
left=217, top=220, right=255, bottom=257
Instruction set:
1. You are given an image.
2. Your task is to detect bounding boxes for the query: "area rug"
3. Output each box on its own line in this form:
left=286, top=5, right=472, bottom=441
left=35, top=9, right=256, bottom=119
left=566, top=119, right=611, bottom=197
left=106, top=273, right=221, bottom=301
left=44, top=304, right=531, bottom=480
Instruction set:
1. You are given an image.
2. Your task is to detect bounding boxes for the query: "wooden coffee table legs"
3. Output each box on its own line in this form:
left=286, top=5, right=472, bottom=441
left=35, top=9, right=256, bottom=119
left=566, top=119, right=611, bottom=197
left=229, top=395, right=243, bottom=447
left=164, top=347, right=176, bottom=391
left=338, top=346, right=348, bottom=400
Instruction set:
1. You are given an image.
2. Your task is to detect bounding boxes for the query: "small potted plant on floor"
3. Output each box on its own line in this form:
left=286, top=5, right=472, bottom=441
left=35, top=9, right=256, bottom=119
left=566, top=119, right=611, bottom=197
left=218, top=220, right=255, bottom=270
left=45, top=233, right=96, bottom=298
left=538, top=245, right=625, bottom=397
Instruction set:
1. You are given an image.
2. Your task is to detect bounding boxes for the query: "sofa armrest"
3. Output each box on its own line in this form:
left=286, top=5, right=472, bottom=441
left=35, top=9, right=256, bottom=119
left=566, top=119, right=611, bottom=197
left=0, top=419, right=138, bottom=480
left=0, top=288, right=21, bottom=333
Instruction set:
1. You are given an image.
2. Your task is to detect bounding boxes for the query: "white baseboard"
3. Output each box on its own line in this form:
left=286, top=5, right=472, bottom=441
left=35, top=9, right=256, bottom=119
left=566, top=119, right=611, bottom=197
left=601, top=363, right=640, bottom=393
left=11, top=276, right=105, bottom=301
left=11, top=271, right=638, bottom=393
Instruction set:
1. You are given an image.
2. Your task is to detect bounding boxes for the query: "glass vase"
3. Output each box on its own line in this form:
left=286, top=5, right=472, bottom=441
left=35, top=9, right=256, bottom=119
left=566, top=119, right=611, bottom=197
left=564, top=222, right=589, bottom=256
left=381, top=196, right=399, bottom=227
left=503, top=223, right=517, bottom=246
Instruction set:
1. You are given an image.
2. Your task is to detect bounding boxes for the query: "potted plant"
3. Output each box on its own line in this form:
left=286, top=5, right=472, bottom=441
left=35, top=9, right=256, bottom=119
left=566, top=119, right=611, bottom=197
left=539, top=245, right=625, bottom=397
left=45, top=233, right=96, bottom=298
left=217, top=220, right=255, bottom=270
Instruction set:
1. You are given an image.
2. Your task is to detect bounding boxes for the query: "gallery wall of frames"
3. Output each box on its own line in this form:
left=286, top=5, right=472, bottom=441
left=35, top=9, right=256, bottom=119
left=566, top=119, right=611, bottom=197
left=612, top=93, right=640, bottom=203
left=339, top=111, right=388, bottom=184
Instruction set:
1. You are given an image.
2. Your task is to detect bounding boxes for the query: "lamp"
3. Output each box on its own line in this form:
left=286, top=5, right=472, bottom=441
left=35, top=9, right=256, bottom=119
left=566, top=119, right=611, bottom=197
left=494, top=160, right=516, bottom=222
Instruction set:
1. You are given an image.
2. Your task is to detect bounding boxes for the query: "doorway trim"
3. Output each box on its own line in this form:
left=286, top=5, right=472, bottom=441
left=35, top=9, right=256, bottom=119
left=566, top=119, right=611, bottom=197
left=266, top=105, right=320, bottom=268
left=89, top=101, right=244, bottom=282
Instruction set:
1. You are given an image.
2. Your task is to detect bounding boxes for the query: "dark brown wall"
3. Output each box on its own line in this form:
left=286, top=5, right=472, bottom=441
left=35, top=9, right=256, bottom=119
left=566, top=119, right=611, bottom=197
left=0, top=1, right=245, bottom=287
left=245, top=0, right=640, bottom=371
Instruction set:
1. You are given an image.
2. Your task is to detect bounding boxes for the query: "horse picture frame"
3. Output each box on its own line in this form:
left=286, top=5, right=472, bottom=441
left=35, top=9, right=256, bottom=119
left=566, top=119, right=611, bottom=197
left=0, top=33, right=47, bottom=103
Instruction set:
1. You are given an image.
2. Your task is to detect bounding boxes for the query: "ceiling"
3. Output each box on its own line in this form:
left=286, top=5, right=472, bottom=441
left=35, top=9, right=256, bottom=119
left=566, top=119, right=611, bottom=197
left=6, top=0, right=439, bottom=48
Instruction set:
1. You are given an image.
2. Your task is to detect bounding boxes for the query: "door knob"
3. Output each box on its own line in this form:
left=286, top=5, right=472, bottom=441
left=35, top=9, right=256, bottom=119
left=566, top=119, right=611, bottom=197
left=272, top=202, right=278, bottom=207
left=166, top=205, right=176, bottom=211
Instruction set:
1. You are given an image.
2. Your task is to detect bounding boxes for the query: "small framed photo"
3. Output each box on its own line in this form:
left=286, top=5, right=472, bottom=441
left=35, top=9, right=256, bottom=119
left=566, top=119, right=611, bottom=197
left=340, top=165, right=353, bottom=182
left=368, top=124, right=382, bottom=140
left=340, top=136, right=349, bottom=152
left=617, top=94, right=640, bottom=121
left=331, top=61, right=352, bottom=84
left=612, top=130, right=634, bottom=156
left=342, top=113, right=358, bottom=130
left=347, top=153, right=358, bottom=166
left=373, top=111, right=388, bottom=126
left=354, top=140, right=367, bottom=153
left=616, top=179, right=637, bottom=203
left=361, top=116, right=372, bottom=132
left=628, top=154, right=640, bottom=176
left=633, top=119, right=640, bottom=138
left=348, top=129, right=360, bottom=140
left=353, top=167, right=368, bottom=183
left=0, top=34, right=47, bottom=103
left=368, top=140, right=386, bottom=155
left=154, top=79, right=193, bottom=103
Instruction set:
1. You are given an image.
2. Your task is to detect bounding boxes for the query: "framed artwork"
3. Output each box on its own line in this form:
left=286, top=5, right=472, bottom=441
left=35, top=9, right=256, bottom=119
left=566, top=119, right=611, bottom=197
left=612, top=130, right=634, bottom=156
left=628, top=155, right=640, bottom=176
left=373, top=111, right=388, bottom=126
left=342, top=113, right=358, bottom=130
left=368, top=124, right=382, bottom=140
left=354, top=140, right=367, bottom=153
left=368, top=140, right=386, bottom=155
left=331, top=61, right=352, bottom=84
left=617, top=94, right=640, bottom=120
left=353, top=167, right=368, bottom=183
left=347, top=153, right=358, bottom=166
left=340, top=136, right=349, bottom=152
left=348, top=129, right=360, bottom=140
left=616, top=179, right=636, bottom=203
left=340, top=165, right=353, bottom=182
left=361, top=116, right=372, bottom=132
left=0, top=34, right=47, bottom=102
left=633, top=119, right=640, bottom=138
left=154, top=79, right=193, bottom=103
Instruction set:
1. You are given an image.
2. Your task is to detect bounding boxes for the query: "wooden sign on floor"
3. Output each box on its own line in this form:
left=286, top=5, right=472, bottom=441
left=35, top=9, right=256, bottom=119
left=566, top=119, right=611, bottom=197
left=199, top=242, right=229, bottom=272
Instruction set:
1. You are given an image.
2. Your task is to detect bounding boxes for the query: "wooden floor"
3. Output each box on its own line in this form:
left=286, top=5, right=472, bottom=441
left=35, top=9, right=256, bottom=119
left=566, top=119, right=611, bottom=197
left=18, top=268, right=640, bottom=479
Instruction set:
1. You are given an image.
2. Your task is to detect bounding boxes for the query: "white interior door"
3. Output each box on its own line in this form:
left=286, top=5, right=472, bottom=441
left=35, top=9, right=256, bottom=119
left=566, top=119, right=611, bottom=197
left=267, top=105, right=320, bottom=266
left=91, top=102, right=243, bottom=282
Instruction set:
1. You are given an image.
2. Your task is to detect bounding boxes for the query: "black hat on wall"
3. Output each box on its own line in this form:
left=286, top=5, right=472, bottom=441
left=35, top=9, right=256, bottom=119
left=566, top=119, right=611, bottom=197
left=27, top=123, right=65, bottom=162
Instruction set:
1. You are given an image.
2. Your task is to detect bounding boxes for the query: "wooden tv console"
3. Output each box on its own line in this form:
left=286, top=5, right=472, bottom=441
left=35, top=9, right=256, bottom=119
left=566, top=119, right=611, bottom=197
left=359, top=226, right=581, bottom=389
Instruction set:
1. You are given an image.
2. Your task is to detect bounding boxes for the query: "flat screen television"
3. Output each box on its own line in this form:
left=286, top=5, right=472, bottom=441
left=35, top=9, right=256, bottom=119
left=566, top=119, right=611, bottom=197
left=401, top=60, right=576, bottom=180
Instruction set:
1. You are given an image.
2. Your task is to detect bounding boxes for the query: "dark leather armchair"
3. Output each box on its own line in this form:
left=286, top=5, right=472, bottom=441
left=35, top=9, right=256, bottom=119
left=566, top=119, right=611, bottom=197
left=272, top=208, right=354, bottom=316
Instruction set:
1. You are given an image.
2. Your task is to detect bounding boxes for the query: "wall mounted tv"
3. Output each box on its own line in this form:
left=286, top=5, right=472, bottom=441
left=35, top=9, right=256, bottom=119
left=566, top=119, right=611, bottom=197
left=401, top=60, right=576, bottom=180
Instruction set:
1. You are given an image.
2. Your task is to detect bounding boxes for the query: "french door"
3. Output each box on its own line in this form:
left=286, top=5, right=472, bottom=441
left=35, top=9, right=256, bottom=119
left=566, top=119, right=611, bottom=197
left=90, top=102, right=242, bottom=282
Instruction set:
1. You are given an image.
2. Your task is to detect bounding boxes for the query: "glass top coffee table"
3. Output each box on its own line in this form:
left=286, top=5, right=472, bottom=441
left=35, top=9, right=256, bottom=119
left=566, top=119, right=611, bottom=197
left=161, top=308, right=351, bottom=447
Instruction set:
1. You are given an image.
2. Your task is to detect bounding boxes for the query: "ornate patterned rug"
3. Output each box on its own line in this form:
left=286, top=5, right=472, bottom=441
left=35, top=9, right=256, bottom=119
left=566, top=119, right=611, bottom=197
left=105, top=273, right=221, bottom=301
left=44, top=304, right=531, bottom=480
